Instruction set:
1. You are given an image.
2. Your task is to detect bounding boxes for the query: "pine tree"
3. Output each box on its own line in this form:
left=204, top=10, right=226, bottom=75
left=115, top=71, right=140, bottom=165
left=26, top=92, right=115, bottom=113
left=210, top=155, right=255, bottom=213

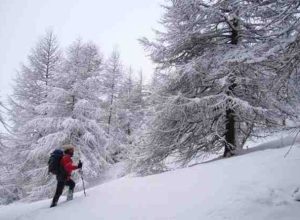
left=138, top=0, right=300, bottom=170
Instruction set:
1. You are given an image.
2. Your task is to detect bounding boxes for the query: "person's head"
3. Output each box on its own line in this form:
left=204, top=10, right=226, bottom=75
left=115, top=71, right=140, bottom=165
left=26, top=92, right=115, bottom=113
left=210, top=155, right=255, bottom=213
left=62, top=144, right=75, bottom=157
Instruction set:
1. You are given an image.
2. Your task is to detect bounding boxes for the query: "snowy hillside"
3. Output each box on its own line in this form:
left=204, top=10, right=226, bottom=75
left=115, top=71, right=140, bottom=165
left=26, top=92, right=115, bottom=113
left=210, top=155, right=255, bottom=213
left=1, top=138, right=300, bottom=220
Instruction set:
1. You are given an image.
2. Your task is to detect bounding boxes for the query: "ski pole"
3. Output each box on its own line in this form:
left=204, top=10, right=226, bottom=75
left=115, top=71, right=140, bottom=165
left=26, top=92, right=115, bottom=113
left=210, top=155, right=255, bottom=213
left=77, top=149, right=87, bottom=196
left=78, top=165, right=86, bottom=197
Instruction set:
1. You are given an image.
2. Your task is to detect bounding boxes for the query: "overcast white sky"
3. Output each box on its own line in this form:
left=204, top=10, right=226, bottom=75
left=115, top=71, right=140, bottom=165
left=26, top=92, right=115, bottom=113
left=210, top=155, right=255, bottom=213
left=0, top=0, right=164, bottom=99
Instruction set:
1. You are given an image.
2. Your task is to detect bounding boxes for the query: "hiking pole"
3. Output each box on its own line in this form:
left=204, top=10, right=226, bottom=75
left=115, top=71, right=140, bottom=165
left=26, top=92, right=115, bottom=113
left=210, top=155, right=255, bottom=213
left=77, top=149, right=87, bottom=197
left=78, top=160, right=87, bottom=197
left=79, top=168, right=87, bottom=197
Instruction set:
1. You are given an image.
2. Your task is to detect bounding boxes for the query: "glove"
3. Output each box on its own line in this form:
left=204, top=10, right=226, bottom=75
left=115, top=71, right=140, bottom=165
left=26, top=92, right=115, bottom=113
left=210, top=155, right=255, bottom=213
left=77, top=160, right=83, bottom=169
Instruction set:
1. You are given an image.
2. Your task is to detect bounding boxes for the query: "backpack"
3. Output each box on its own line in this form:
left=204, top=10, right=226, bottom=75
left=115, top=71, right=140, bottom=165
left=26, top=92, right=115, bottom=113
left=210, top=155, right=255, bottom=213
left=48, top=149, right=64, bottom=175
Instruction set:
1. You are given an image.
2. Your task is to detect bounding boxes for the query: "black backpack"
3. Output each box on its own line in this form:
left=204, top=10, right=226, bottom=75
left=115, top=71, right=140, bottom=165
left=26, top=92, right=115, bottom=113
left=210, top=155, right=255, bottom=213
left=48, top=149, right=64, bottom=175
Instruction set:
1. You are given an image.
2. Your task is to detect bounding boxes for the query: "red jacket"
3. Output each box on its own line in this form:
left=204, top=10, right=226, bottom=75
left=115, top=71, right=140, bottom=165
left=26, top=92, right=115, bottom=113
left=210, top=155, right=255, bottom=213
left=60, top=154, right=78, bottom=180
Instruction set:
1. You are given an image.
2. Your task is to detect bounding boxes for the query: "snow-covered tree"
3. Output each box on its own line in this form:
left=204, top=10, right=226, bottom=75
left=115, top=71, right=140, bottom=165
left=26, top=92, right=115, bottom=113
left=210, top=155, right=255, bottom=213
left=9, top=30, right=61, bottom=134
left=0, top=96, right=27, bottom=204
left=48, top=39, right=108, bottom=170
left=117, top=68, right=147, bottom=160
left=129, top=70, right=147, bottom=140
left=15, top=40, right=109, bottom=200
left=117, top=67, right=135, bottom=143
left=138, top=0, right=300, bottom=171
left=101, top=49, right=124, bottom=134
left=276, top=32, right=300, bottom=119
left=0, top=99, right=6, bottom=148
left=5, top=31, right=63, bottom=200
left=0, top=100, right=5, bottom=128
left=0, top=98, right=6, bottom=136
left=119, top=68, right=143, bottom=139
left=100, top=49, right=125, bottom=162
left=132, top=70, right=146, bottom=130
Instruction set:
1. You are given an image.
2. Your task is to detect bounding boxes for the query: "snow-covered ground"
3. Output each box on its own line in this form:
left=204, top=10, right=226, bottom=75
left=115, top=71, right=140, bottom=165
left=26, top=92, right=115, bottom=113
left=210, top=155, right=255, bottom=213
left=1, top=137, right=300, bottom=220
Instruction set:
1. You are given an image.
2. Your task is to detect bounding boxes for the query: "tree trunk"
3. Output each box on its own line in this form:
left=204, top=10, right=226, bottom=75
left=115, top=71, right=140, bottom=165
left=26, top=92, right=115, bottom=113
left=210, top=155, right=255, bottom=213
left=224, top=108, right=235, bottom=157
left=107, top=80, right=115, bottom=135
left=107, top=106, right=112, bottom=134
left=224, top=17, right=238, bottom=157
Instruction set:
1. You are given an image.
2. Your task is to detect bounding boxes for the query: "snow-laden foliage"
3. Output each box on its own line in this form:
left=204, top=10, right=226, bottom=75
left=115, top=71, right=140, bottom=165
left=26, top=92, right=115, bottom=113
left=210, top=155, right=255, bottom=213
left=0, top=97, right=9, bottom=167
left=137, top=0, right=300, bottom=172
left=100, top=49, right=124, bottom=159
left=0, top=98, right=25, bottom=205
left=16, top=40, right=109, bottom=201
left=99, top=51, right=147, bottom=162
left=3, top=30, right=148, bottom=203
left=101, top=49, right=124, bottom=134
left=0, top=99, right=6, bottom=149
left=117, top=69, right=147, bottom=161
left=4, top=35, right=108, bottom=202
left=9, top=30, right=62, bottom=132
left=42, top=40, right=109, bottom=176
left=2, top=31, right=62, bottom=203
left=8, top=30, right=62, bottom=152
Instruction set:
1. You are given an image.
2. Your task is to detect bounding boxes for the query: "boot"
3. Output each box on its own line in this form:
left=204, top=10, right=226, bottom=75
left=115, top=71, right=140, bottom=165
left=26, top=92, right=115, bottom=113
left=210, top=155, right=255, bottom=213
left=50, top=201, right=57, bottom=208
left=67, top=189, right=73, bottom=201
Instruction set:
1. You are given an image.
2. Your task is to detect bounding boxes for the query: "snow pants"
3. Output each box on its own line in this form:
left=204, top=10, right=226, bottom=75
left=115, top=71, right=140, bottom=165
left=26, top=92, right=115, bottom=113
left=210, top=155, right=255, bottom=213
left=52, top=179, right=75, bottom=204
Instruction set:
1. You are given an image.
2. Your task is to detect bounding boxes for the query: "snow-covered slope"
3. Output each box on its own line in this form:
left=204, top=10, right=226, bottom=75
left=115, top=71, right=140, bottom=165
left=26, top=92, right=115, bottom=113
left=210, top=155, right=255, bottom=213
left=1, top=140, right=300, bottom=220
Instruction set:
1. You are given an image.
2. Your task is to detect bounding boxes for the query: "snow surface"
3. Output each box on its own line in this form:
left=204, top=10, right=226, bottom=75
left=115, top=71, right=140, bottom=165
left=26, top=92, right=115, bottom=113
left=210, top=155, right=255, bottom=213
left=1, top=139, right=300, bottom=220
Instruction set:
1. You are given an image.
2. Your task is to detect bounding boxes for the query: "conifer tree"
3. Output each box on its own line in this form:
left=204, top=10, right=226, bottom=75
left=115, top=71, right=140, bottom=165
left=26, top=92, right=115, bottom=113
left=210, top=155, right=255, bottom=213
left=139, top=0, right=300, bottom=170
left=6, top=31, right=62, bottom=200
left=9, top=30, right=61, bottom=136
left=102, top=49, right=124, bottom=134
left=118, top=68, right=146, bottom=159
left=20, top=40, right=108, bottom=200
left=0, top=98, right=6, bottom=150
left=100, top=49, right=125, bottom=162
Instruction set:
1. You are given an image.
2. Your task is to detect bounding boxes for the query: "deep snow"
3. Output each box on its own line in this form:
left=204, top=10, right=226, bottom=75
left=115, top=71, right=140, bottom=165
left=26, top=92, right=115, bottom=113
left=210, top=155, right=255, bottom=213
left=1, top=137, right=300, bottom=220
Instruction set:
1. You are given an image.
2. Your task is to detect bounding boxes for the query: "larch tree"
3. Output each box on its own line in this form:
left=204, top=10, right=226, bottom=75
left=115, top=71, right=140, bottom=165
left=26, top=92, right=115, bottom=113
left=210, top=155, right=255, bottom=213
left=9, top=30, right=61, bottom=138
left=129, top=70, right=147, bottom=142
left=0, top=98, right=8, bottom=168
left=6, top=30, right=62, bottom=200
left=0, top=96, right=22, bottom=205
left=100, top=49, right=125, bottom=162
left=138, top=0, right=300, bottom=171
left=119, top=67, right=135, bottom=142
left=102, top=49, right=124, bottom=134
left=0, top=99, right=6, bottom=149
left=118, top=68, right=147, bottom=160
left=0, top=97, right=9, bottom=154
left=21, top=40, right=109, bottom=200
left=0, top=104, right=23, bottom=205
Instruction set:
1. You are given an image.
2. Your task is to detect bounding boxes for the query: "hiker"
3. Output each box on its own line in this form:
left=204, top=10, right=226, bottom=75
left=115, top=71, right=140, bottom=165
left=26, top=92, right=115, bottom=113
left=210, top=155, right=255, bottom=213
left=50, top=144, right=83, bottom=208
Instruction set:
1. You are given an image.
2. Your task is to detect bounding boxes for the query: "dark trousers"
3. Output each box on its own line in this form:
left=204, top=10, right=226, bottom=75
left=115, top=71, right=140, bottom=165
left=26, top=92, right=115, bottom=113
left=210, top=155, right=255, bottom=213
left=52, top=179, right=75, bottom=204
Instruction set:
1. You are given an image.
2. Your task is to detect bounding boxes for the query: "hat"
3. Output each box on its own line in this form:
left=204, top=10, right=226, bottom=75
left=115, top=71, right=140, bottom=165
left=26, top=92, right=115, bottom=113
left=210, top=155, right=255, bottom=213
left=62, top=144, right=75, bottom=152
